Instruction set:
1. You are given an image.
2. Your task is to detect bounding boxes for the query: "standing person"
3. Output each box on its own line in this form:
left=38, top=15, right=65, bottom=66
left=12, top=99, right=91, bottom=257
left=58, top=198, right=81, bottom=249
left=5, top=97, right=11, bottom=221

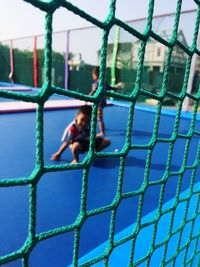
left=51, top=105, right=110, bottom=164
left=89, top=66, right=122, bottom=136
left=89, top=66, right=106, bottom=137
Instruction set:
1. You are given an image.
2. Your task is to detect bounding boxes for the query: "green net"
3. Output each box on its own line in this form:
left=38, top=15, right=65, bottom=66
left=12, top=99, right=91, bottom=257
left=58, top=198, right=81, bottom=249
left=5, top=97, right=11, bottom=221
left=1, top=0, right=200, bottom=266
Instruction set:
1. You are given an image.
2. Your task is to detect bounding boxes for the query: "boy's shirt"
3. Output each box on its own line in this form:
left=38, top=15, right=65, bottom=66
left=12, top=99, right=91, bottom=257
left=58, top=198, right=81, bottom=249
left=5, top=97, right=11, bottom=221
left=61, top=120, right=90, bottom=143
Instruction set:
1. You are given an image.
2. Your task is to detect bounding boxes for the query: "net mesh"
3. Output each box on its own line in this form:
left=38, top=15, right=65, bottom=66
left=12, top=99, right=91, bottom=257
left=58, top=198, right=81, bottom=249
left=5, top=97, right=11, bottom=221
left=0, top=0, right=200, bottom=266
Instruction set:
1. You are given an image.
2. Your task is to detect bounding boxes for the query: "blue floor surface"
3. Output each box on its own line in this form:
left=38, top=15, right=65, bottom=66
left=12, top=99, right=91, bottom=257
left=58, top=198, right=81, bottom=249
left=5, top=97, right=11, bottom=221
left=0, top=103, right=200, bottom=266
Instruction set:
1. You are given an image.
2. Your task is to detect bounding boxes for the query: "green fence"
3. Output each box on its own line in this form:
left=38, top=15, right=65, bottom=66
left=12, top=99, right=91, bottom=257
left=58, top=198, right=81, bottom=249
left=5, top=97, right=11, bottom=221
left=0, top=1, right=200, bottom=265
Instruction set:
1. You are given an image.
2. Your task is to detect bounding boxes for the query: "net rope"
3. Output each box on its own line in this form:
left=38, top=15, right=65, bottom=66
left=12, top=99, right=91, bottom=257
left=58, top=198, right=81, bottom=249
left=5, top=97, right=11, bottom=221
left=0, top=0, right=200, bottom=266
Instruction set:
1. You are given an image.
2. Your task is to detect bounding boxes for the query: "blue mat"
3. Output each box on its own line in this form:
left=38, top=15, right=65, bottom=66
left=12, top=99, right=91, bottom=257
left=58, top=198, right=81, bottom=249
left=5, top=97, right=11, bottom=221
left=0, top=104, right=199, bottom=266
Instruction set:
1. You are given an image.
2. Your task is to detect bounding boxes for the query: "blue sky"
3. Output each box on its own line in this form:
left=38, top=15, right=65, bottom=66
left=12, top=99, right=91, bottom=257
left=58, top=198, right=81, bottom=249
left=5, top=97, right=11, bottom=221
left=0, top=0, right=197, bottom=40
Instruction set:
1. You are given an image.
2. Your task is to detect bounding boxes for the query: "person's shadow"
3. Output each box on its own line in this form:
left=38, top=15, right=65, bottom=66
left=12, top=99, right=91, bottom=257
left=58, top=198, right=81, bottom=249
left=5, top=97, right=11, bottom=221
left=107, top=128, right=172, bottom=139
left=92, top=155, right=180, bottom=171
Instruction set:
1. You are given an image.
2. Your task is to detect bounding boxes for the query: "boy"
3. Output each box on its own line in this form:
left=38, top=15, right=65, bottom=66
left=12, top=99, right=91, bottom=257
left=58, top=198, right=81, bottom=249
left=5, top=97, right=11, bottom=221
left=51, top=105, right=111, bottom=164
left=89, top=66, right=123, bottom=136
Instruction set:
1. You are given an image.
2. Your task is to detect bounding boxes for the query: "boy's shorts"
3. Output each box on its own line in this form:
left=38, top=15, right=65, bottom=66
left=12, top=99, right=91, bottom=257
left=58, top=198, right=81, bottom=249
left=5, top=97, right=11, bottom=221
left=71, top=137, right=103, bottom=153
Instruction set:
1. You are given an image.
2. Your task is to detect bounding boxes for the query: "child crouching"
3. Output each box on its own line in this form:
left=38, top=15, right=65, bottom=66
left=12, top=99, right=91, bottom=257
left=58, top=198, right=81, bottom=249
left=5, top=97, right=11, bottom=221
left=51, top=105, right=111, bottom=164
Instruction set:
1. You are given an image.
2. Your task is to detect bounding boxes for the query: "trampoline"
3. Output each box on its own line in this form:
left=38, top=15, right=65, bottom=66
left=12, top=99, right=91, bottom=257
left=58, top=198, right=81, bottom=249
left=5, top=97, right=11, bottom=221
left=1, top=94, right=200, bottom=266
left=0, top=82, right=32, bottom=91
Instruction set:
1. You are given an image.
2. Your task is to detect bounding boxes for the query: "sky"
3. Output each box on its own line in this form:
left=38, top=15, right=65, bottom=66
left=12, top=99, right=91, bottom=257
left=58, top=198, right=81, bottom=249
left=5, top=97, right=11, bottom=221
left=0, top=0, right=198, bottom=41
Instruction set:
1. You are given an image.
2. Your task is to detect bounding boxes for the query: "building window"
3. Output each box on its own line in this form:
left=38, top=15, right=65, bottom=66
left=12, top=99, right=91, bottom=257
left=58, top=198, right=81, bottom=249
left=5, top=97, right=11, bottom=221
left=157, top=47, right=161, bottom=57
